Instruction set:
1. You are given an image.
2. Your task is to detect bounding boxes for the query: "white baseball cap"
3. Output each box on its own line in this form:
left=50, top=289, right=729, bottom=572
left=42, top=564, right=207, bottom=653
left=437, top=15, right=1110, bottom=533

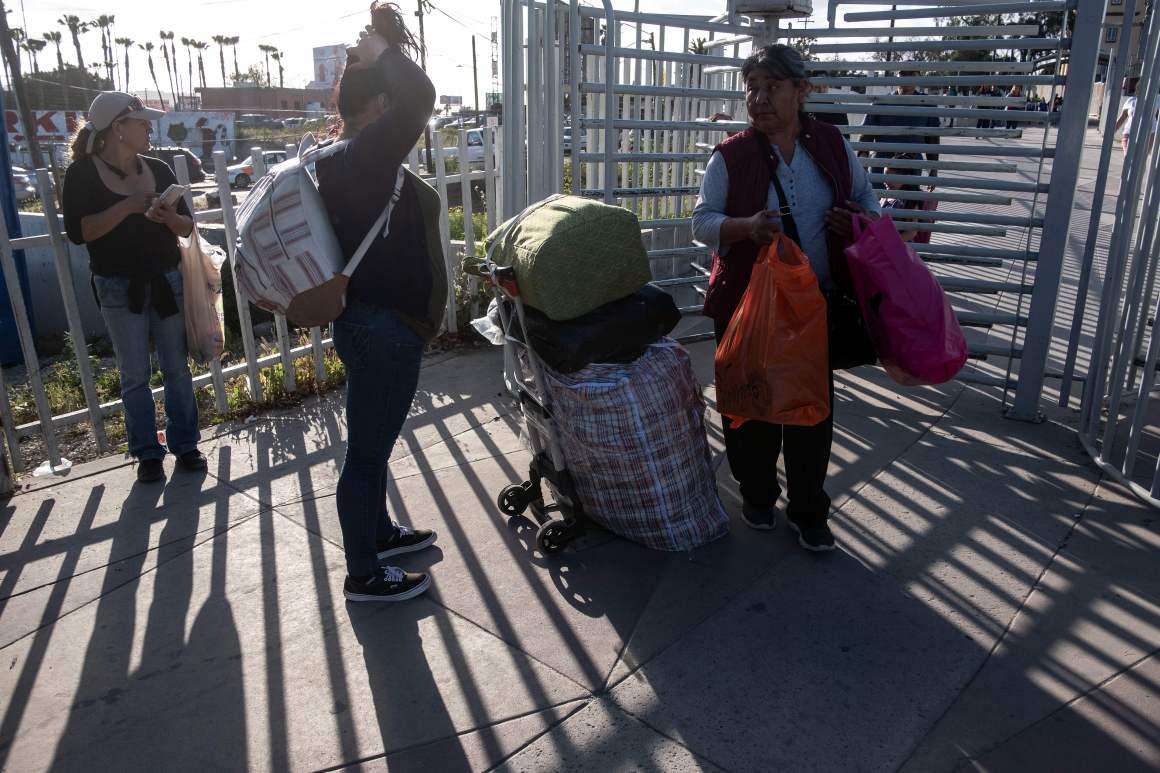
left=84, top=91, right=165, bottom=151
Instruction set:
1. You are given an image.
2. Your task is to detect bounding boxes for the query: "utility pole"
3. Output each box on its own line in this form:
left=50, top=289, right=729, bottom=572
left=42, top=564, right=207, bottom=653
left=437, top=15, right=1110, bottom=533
left=416, top=0, right=433, bottom=172
left=472, top=36, right=480, bottom=115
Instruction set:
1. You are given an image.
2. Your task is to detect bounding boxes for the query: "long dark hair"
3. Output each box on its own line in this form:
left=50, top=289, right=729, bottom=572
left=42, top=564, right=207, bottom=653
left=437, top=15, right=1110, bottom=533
left=370, top=1, right=422, bottom=61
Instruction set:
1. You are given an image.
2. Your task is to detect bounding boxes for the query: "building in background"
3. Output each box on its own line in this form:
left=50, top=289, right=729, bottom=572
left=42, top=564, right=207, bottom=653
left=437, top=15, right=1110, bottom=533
left=308, top=45, right=347, bottom=90
left=1100, top=0, right=1149, bottom=80
left=196, top=85, right=336, bottom=118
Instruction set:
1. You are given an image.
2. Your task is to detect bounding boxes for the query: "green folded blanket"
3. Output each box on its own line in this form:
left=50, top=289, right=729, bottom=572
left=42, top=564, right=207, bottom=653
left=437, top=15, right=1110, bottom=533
left=488, top=195, right=651, bottom=321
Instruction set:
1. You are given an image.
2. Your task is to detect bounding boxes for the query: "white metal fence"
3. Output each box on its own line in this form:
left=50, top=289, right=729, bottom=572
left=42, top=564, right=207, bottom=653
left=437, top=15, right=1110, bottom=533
left=0, top=124, right=504, bottom=492
left=501, top=0, right=1106, bottom=411
left=1063, top=0, right=1160, bottom=506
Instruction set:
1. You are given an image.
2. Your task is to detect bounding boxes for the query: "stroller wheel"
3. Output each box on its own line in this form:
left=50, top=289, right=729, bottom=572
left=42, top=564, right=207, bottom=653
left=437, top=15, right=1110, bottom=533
left=536, top=520, right=570, bottom=555
left=497, top=484, right=530, bottom=516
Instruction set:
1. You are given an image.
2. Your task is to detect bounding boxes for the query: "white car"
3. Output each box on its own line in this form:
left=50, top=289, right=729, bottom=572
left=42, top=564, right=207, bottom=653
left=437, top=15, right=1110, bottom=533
left=441, top=129, right=491, bottom=168
left=226, top=150, right=288, bottom=188
left=11, top=167, right=37, bottom=202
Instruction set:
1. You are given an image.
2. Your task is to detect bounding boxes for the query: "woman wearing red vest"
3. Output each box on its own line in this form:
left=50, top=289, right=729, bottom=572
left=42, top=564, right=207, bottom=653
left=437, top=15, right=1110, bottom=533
left=693, top=44, right=880, bottom=552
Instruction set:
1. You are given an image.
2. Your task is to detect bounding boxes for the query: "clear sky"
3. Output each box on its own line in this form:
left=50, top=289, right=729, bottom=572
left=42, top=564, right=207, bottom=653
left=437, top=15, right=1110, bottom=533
left=15, top=0, right=829, bottom=110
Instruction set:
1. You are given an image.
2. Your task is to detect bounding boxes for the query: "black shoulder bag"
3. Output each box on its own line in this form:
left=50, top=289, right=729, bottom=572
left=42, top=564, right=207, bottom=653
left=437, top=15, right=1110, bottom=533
left=758, top=135, right=877, bottom=371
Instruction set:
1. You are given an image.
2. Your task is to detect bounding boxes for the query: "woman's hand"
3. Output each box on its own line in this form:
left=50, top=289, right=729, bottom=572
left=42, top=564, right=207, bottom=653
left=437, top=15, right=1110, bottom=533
left=147, top=201, right=194, bottom=237
left=825, top=200, right=877, bottom=242
left=745, top=209, right=782, bottom=245
left=121, top=191, right=156, bottom=217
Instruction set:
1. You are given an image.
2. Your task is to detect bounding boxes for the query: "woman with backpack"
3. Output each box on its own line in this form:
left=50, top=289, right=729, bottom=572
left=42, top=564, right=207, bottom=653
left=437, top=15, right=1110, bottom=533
left=62, top=91, right=207, bottom=484
left=317, top=2, right=448, bottom=603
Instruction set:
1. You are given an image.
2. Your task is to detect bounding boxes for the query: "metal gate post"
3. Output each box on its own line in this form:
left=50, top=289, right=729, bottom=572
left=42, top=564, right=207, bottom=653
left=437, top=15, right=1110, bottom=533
left=1009, top=0, right=1109, bottom=421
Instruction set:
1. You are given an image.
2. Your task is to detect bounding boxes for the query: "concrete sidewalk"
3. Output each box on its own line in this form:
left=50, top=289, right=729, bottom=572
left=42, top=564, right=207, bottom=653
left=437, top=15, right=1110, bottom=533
left=0, top=337, right=1157, bottom=772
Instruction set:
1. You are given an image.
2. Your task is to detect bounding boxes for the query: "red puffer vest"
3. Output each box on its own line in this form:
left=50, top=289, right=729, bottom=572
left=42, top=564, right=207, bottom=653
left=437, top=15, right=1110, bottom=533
left=701, top=116, right=854, bottom=325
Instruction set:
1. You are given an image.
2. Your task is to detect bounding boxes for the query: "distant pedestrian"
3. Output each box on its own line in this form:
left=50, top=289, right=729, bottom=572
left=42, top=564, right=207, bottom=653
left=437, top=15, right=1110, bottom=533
left=859, top=66, right=940, bottom=186
left=1115, top=78, right=1157, bottom=160
left=1006, top=85, right=1023, bottom=129
left=62, top=91, right=207, bottom=484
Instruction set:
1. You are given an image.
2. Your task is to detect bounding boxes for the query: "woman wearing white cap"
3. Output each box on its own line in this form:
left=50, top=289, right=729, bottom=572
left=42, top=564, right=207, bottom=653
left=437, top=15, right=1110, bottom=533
left=62, top=91, right=207, bottom=483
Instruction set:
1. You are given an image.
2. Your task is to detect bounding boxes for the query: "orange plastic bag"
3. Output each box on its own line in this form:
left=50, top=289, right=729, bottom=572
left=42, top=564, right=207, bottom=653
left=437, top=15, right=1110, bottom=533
left=714, top=235, right=830, bottom=427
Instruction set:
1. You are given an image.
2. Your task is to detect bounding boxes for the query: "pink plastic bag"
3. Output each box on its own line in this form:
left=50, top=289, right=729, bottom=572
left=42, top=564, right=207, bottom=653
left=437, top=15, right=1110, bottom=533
left=844, top=214, right=967, bottom=386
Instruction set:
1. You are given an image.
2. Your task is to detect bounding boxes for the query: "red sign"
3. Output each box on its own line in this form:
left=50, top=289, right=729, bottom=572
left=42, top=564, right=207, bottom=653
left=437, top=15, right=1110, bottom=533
left=4, top=110, right=87, bottom=143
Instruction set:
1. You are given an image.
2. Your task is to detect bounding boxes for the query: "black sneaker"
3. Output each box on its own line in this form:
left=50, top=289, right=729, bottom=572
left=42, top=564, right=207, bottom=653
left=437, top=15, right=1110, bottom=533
left=788, top=517, right=836, bottom=552
left=176, top=450, right=208, bottom=471
left=343, top=566, right=431, bottom=603
left=376, top=525, right=437, bottom=560
left=741, top=501, right=778, bottom=531
left=137, top=458, right=165, bottom=483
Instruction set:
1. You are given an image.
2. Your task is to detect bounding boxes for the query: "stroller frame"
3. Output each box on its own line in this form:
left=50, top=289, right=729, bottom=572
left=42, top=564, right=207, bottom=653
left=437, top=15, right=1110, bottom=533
left=483, top=259, right=587, bottom=555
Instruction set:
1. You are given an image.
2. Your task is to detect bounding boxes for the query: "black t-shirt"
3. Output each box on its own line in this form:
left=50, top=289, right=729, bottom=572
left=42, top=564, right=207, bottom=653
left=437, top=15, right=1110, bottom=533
left=62, top=155, right=192, bottom=278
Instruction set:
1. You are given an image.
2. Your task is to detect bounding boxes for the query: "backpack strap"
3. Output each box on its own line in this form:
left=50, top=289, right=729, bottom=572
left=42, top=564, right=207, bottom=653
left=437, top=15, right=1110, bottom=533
left=341, top=165, right=407, bottom=279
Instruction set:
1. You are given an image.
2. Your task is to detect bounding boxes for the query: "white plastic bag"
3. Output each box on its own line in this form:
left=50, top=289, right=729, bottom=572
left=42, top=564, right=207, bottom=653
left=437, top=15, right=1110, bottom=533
left=178, top=232, right=227, bottom=364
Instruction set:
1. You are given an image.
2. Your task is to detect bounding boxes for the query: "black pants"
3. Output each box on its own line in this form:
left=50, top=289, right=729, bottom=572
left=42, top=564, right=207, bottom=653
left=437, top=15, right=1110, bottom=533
left=715, top=320, right=834, bottom=524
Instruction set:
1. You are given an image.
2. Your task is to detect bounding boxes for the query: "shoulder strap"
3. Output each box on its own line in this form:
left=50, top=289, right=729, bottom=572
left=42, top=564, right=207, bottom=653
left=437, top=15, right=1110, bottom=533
left=754, top=133, right=802, bottom=247
left=341, top=165, right=407, bottom=278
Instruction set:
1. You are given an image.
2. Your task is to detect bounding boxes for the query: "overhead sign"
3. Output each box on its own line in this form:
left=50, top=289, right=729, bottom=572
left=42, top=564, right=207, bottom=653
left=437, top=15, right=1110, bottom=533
left=439, top=95, right=463, bottom=106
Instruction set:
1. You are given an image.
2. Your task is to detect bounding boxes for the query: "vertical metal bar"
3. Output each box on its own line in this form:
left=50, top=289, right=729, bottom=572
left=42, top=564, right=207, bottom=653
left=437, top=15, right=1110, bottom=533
left=0, top=342, right=23, bottom=473
left=1080, top=7, right=1160, bottom=437
left=214, top=149, right=263, bottom=402
left=1058, top=0, right=1138, bottom=407
left=569, top=0, right=582, bottom=196
left=514, top=0, right=527, bottom=212
left=1121, top=162, right=1160, bottom=478
left=484, top=122, right=498, bottom=232
left=35, top=169, right=109, bottom=452
left=1126, top=148, right=1160, bottom=391
left=602, top=0, right=617, bottom=204
left=433, top=129, right=456, bottom=332
left=0, top=210, right=62, bottom=469
left=1010, top=0, right=1109, bottom=421
left=458, top=128, right=479, bottom=319
left=501, top=0, right=516, bottom=217
left=546, top=0, right=563, bottom=195
left=528, top=4, right=543, bottom=202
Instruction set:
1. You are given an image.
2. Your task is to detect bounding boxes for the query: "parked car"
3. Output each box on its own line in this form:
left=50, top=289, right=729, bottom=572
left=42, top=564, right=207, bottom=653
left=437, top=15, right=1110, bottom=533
left=282, top=117, right=306, bottom=129
left=227, top=150, right=288, bottom=188
left=562, top=128, right=587, bottom=154
left=439, top=128, right=494, bottom=168
left=149, top=146, right=207, bottom=183
left=239, top=113, right=280, bottom=129
left=11, top=167, right=37, bottom=202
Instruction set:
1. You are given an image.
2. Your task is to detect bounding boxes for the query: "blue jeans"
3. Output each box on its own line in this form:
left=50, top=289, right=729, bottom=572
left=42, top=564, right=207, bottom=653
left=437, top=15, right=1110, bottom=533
left=333, top=301, right=424, bottom=577
left=95, top=270, right=201, bottom=461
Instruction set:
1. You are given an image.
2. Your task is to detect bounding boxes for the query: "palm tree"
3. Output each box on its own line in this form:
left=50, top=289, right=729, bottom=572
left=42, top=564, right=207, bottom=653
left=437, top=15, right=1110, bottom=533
left=24, top=38, right=45, bottom=74
left=271, top=49, right=284, bottom=88
left=58, top=15, right=88, bottom=71
left=193, top=40, right=209, bottom=89
left=94, top=14, right=115, bottom=86
left=140, top=41, right=166, bottom=108
left=228, top=36, right=240, bottom=82
left=258, top=43, right=276, bottom=87
left=212, top=34, right=228, bottom=86
left=160, top=31, right=177, bottom=103
left=181, top=36, right=194, bottom=100
left=9, top=27, right=25, bottom=72
left=116, top=37, right=133, bottom=90
left=688, top=38, right=708, bottom=55
left=44, top=30, right=64, bottom=71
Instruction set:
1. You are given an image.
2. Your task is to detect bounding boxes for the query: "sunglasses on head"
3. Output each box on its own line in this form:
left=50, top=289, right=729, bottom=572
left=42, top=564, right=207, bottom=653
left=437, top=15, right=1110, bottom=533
left=114, top=97, right=145, bottom=120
